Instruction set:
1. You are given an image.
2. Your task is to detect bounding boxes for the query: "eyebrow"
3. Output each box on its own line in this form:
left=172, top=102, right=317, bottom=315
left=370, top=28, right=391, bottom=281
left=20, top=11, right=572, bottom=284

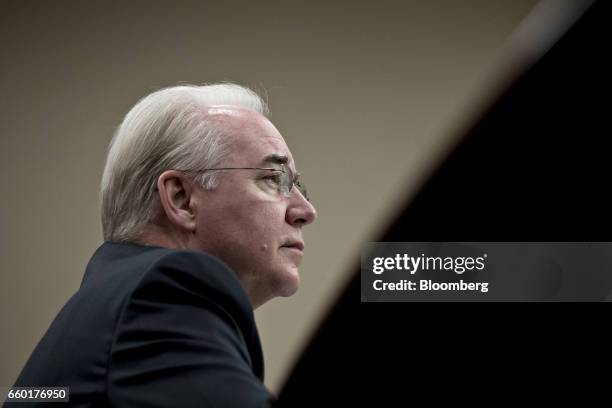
left=260, top=154, right=289, bottom=166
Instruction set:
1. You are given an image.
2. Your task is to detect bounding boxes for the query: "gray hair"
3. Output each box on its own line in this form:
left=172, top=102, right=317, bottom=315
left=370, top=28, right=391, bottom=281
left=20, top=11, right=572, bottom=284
left=100, top=83, right=269, bottom=242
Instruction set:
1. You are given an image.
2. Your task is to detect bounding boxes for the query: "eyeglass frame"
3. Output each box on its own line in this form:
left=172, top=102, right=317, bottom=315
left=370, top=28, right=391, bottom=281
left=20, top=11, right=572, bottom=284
left=180, top=164, right=309, bottom=201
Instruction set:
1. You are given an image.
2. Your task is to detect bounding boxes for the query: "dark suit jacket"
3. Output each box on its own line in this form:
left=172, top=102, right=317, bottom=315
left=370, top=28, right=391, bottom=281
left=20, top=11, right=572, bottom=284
left=9, top=242, right=274, bottom=407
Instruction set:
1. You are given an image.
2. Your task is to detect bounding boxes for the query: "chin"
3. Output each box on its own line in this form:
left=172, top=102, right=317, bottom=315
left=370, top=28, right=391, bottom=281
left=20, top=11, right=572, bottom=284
left=279, top=283, right=299, bottom=297
left=276, top=266, right=300, bottom=297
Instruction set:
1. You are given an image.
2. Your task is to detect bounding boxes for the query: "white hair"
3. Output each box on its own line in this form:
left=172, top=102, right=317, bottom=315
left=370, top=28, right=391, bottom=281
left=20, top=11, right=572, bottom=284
left=100, top=83, right=269, bottom=242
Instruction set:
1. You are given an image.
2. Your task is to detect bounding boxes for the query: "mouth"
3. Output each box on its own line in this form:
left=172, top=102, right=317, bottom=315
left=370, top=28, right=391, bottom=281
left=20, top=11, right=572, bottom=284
left=281, top=241, right=305, bottom=252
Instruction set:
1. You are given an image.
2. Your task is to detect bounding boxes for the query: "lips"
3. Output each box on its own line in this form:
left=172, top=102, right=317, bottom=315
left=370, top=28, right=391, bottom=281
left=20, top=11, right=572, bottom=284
left=281, top=241, right=304, bottom=251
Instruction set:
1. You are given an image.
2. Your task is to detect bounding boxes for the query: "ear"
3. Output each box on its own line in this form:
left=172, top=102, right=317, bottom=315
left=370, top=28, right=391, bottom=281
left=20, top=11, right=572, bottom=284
left=156, top=170, right=197, bottom=232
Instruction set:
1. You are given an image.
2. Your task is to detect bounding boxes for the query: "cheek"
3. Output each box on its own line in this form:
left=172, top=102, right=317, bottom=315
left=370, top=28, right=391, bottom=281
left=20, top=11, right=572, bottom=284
left=199, top=200, right=286, bottom=249
left=242, top=205, right=286, bottom=248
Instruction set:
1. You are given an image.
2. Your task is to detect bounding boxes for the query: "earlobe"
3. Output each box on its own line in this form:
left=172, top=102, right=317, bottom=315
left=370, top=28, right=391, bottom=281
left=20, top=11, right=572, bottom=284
left=157, top=170, right=197, bottom=232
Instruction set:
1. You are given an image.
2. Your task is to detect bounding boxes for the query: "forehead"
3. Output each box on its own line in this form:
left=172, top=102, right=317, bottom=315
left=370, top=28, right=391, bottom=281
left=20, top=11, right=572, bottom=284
left=208, top=106, right=294, bottom=167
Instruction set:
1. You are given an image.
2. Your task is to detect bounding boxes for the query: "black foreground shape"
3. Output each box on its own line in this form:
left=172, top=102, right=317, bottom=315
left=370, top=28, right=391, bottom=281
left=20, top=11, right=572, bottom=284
left=276, top=0, right=609, bottom=405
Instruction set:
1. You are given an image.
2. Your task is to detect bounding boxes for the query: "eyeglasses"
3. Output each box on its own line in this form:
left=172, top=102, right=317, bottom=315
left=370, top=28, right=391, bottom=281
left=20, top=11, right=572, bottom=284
left=185, top=164, right=309, bottom=201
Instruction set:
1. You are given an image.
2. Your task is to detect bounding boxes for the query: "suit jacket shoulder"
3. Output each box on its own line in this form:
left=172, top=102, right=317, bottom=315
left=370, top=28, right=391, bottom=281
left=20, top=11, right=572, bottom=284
left=10, top=242, right=273, bottom=407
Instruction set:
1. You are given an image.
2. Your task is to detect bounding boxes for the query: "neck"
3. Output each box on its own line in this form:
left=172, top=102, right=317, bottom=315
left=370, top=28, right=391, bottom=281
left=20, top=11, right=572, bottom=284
left=136, top=223, right=270, bottom=310
left=135, top=223, right=191, bottom=250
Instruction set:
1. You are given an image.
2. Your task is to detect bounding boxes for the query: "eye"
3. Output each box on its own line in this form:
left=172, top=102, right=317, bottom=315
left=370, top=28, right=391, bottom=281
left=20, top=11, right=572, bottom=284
left=263, top=172, right=282, bottom=186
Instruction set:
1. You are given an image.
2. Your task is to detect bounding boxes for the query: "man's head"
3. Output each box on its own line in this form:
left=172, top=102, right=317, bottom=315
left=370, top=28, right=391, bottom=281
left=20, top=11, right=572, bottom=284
left=101, top=84, right=317, bottom=308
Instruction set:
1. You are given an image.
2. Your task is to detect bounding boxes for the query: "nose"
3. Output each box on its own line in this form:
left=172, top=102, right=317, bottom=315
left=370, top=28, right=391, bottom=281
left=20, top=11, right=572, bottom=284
left=286, top=189, right=317, bottom=227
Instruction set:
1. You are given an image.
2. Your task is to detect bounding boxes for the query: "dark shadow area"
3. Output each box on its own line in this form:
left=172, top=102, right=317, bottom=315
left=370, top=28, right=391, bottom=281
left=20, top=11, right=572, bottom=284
left=277, top=0, right=608, bottom=404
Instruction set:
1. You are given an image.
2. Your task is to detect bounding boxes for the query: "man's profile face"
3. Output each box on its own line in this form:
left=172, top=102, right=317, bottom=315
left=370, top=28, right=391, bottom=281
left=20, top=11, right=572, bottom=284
left=191, top=107, right=317, bottom=305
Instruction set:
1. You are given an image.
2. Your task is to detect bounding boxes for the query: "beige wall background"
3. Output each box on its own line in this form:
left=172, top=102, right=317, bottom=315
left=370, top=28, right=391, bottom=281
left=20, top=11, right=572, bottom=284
left=0, top=0, right=536, bottom=393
